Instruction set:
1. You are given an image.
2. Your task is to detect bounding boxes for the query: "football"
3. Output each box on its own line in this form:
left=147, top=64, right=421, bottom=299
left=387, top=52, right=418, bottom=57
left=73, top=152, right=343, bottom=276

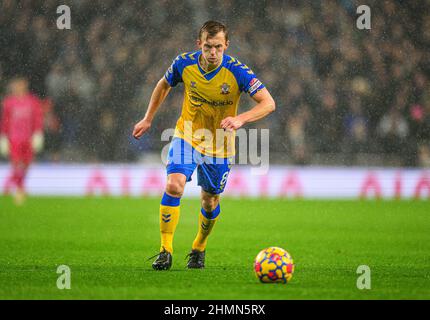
left=254, top=247, right=294, bottom=283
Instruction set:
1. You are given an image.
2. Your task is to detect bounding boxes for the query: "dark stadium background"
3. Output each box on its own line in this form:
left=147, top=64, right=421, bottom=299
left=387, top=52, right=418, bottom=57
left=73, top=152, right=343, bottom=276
left=1, top=0, right=429, bottom=166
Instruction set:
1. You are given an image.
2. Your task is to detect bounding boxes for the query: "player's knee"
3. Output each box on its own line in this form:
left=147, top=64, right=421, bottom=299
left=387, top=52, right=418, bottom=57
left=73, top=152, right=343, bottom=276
left=166, top=179, right=185, bottom=197
left=201, top=194, right=219, bottom=212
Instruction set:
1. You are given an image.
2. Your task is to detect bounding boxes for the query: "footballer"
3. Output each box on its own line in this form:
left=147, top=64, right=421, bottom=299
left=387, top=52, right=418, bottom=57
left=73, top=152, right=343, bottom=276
left=0, top=77, right=44, bottom=205
left=133, top=21, right=275, bottom=270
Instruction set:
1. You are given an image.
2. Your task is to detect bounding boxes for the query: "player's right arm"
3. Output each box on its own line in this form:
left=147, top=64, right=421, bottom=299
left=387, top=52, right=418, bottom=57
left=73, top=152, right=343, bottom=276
left=133, top=54, right=184, bottom=139
left=0, top=99, right=10, bottom=156
left=133, top=77, right=171, bottom=139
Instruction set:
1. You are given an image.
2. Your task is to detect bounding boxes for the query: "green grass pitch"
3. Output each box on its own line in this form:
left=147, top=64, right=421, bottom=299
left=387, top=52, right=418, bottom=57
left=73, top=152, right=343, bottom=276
left=0, top=196, right=429, bottom=299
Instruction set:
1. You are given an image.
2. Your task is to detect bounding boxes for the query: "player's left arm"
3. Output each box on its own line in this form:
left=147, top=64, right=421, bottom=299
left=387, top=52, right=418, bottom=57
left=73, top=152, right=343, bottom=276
left=221, top=88, right=275, bottom=131
left=31, top=97, right=44, bottom=153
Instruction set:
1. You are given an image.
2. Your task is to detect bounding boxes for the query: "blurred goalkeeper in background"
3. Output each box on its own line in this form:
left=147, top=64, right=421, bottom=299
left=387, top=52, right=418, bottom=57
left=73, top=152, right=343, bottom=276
left=0, top=77, right=44, bottom=205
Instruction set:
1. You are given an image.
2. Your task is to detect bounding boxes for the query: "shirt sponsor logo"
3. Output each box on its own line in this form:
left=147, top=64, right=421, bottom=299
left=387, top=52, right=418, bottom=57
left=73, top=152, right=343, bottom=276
left=189, top=94, right=233, bottom=107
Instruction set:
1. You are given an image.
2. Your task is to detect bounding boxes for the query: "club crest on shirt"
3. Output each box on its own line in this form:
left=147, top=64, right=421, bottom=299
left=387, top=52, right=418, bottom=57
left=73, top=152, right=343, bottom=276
left=220, top=83, right=230, bottom=95
left=190, top=81, right=197, bottom=89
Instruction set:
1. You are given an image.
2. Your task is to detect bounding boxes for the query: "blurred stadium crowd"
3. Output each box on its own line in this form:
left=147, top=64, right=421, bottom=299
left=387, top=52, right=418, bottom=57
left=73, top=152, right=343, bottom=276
left=0, top=0, right=429, bottom=166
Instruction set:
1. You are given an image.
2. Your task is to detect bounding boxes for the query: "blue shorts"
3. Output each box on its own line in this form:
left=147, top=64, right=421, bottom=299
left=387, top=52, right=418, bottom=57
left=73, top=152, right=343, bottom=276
left=166, top=138, right=233, bottom=194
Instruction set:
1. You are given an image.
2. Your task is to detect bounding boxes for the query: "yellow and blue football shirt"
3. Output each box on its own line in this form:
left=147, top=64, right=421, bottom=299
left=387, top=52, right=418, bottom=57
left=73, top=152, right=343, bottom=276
left=164, top=50, right=265, bottom=158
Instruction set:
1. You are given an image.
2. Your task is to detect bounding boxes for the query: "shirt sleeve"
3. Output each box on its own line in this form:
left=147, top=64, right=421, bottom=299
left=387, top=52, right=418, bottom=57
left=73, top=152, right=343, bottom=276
left=234, top=64, right=265, bottom=97
left=164, top=56, right=183, bottom=87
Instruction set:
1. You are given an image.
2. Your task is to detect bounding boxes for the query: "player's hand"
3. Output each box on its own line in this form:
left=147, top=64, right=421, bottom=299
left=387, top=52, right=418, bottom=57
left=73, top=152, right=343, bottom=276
left=133, top=118, right=152, bottom=139
left=0, top=135, right=9, bottom=157
left=32, top=131, right=44, bottom=154
left=220, top=116, right=244, bottom=132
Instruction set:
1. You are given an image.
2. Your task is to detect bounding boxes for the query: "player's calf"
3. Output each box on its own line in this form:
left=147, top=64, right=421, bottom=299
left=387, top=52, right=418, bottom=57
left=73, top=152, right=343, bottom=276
left=155, top=174, right=186, bottom=270
left=188, top=203, right=221, bottom=269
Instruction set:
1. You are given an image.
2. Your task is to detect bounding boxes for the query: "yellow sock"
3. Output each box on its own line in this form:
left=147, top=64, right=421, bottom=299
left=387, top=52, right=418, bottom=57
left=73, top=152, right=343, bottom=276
left=159, top=193, right=181, bottom=253
left=192, top=206, right=220, bottom=252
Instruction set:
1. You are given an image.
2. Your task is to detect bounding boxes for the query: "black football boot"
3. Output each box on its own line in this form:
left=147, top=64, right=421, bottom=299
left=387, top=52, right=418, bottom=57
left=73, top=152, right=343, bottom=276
left=186, top=249, right=205, bottom=269
left=150, top=248, right=172, bottom=270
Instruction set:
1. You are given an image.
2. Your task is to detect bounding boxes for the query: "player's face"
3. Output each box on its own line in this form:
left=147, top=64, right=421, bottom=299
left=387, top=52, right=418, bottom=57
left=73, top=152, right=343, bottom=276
left=10, top=79, right=29, bottom=96
left=198, top=31, right=229, bottom=66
